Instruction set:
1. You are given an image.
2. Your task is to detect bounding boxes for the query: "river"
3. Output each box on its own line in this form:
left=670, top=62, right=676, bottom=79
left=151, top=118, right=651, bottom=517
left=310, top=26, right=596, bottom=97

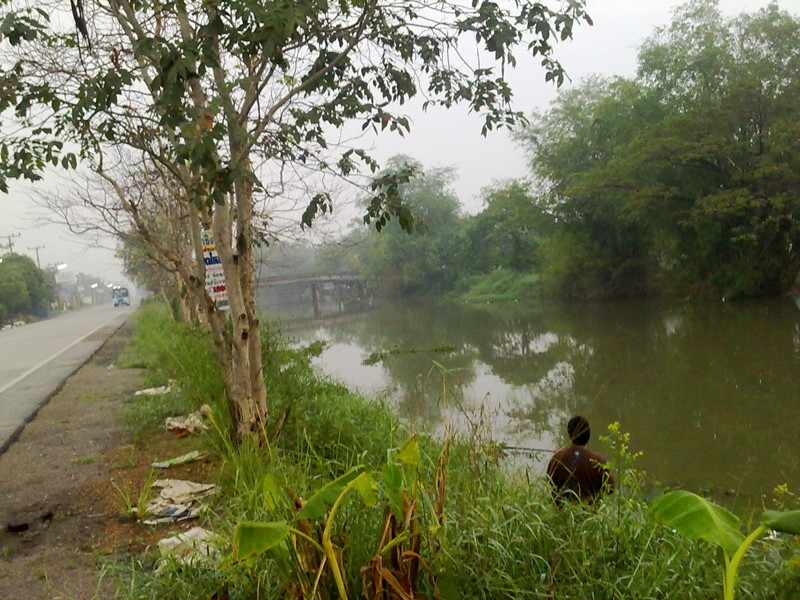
left=267, top=294, right=800, bottom=508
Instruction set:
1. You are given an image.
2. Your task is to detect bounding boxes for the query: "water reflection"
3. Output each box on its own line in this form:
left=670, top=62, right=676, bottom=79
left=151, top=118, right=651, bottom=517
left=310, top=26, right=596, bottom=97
left=284, top=298, right=800, bottom=506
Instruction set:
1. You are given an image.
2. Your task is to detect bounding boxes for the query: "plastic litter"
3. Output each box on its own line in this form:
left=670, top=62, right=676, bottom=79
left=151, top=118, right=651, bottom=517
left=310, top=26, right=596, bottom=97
left=142, top=479, right=217, bottom=525
left=164, top=404, right=212, bottom=435
left=142, top=502, right=201, bottom=525
left=151, top=450, right=208, bottom=469
left=135, top=380, right=175, bottom=396
left=154, top=479, right=216, bottom=503
left=157, top=527, right=222, bottom=567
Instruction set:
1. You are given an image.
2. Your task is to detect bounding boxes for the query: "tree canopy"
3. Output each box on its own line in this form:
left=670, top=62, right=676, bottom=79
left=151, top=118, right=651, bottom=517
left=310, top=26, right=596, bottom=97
left=0, top=253, right=54, bottom=324
left=515, top=0, right=800, bottom=299
left=354, top=156, right=465, bottom=295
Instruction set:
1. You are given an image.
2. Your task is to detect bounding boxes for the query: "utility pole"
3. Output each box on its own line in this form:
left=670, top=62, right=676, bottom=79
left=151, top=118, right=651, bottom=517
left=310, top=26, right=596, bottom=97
left=28, top=245, right=45, bottom=268
left=2, top=232, right=21, bottom=253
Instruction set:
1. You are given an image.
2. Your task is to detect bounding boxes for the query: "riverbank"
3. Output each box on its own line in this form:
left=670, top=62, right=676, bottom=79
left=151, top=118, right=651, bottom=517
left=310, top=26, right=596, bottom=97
left=2, top=304, right=799, bottom=598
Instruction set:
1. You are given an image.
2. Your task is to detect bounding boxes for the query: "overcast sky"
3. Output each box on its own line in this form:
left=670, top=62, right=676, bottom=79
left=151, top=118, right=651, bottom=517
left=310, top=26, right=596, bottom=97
left=1, top=0, right=795, bottom=283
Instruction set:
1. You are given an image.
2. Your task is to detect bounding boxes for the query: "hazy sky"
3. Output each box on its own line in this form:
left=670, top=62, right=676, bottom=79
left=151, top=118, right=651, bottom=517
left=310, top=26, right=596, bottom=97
left=1, top=0, right=794, bottom=282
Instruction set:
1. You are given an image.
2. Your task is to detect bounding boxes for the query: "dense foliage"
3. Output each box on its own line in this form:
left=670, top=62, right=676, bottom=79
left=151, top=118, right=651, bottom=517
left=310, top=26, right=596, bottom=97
left=0, top=253, right=54, bottom=324
left=331, top=1, right=800, bottom=302
left=518, top=0, right=800, bottom=299
left=352, top=157, right=466, bottom=296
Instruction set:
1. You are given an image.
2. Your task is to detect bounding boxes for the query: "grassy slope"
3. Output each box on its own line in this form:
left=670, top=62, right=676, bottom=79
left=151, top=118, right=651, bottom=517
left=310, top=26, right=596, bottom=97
left=109, top=302, right=800, bottom=599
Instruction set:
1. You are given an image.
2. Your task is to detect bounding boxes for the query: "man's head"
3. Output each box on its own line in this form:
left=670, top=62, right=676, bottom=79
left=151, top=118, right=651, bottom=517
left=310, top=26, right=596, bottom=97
left=567, top=415, right=591, bottom=445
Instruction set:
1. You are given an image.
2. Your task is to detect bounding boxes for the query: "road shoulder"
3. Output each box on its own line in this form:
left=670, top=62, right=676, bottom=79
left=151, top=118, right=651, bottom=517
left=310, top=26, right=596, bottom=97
left=0, top=323, right=145, bottom=599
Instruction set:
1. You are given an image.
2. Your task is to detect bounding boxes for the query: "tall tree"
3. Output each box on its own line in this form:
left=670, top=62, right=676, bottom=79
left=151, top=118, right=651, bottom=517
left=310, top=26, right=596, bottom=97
left=519, top=77, right=658, bottom=297
left=625, top=0, right=800, bottom=296
left=467, top=180, right=543, bottom=273
left=1, top=0, right=590, bottom=440
left=519, top=0, right=800, bottom=299
left=357, top=157, right=464, bottom=295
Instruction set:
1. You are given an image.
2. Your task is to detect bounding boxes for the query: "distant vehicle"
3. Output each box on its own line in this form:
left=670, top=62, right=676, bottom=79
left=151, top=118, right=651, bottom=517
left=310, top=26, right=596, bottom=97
left=113, top=287, right=130, bottom=307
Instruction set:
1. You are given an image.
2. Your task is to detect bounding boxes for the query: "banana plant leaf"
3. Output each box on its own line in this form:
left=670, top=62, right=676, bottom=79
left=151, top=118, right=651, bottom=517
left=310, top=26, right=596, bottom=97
left=382, top=461, right=405, bottom=522
left=263, top=473, right=287, bottom=512
left=649, top=490, right=745, bottom=557
left=349, top=471, right=379, bottom=508
left=381, top=437, right=421, bottom=522
left=395, top=436, right=420, bottom=466
left=761, top=509, right=800, bottom=535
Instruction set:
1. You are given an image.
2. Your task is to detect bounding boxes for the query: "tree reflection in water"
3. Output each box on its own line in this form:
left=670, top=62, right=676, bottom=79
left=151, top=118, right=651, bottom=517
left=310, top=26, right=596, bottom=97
left=286, top=297, right=800, bottom=507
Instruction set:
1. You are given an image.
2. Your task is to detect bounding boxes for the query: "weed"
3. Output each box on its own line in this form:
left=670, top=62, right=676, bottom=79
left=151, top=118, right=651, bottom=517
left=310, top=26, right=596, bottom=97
left=114, top=454, right=138, bottom=470
left=111, top=469, right=155, bottom=521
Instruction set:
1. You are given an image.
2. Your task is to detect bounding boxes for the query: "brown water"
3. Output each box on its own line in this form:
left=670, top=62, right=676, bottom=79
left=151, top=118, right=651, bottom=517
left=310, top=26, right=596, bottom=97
left=286, top=297, right=800, bottom=507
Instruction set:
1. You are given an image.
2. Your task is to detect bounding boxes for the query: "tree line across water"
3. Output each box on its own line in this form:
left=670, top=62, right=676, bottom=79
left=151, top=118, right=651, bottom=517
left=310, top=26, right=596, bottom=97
left=315, top=1, right=800, bottom=302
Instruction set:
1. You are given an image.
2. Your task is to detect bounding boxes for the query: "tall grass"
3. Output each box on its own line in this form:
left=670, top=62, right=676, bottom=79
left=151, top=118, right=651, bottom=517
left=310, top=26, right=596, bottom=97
left=120, top=302, right=227, bottom=413
left=110, top=301, right=800, bottom=599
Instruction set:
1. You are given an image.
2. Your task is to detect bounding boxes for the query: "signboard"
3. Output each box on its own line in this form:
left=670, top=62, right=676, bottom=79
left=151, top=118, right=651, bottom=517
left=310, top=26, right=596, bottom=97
left=201, top=229, right=230, bottom=310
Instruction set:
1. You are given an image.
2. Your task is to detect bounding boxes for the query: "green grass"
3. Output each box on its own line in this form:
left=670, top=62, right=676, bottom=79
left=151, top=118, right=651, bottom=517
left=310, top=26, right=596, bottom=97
left=120, top=388, right=195, bottom=443
left=107, top=300, right=800, bottom=599
left=457, top=270, right=541, bottom=303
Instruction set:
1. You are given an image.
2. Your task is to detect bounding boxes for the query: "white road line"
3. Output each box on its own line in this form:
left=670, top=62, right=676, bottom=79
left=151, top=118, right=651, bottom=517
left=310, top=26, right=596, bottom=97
left=0, top=312, right=125, bottom=395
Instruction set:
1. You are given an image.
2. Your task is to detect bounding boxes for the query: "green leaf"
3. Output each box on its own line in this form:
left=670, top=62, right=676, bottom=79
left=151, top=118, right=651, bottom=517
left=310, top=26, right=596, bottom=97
left=298, top=465, right=366, bottom=520
left=348, top=471, right=378, bottom=507
left=233, top=521, right=291, bottom=559
left=262, top=474, right=286, bottom=512
left=650, top=490, right=745, bottom=557
left=381, top=462, right=404, bottom=521
left=761, top=510, right=800, bottom=535
left=437, top=573, right=462, bottom=600
left=786, top=556, right=800, bottom=576
left=395, top=435, right=420, bottom=466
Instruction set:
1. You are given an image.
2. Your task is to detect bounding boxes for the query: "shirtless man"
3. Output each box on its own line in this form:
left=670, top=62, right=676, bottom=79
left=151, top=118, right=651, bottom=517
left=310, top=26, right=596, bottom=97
left=546, top=415, right=613, bottom=502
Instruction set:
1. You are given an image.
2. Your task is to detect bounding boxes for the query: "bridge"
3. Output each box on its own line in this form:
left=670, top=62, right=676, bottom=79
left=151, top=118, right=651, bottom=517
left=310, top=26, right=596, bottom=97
left=256, top=272, right=362, bottom=287
left=256, top=272, right=365, bottom=318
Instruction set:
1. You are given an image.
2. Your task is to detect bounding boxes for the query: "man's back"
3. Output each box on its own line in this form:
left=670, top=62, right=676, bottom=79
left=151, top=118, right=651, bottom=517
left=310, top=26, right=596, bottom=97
left=547, top=443, right=610, bottom=501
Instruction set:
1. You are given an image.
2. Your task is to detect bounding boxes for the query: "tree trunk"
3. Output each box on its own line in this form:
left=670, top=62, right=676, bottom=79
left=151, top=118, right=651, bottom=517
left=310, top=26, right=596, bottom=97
left=212, top=191, right=267, bottom=442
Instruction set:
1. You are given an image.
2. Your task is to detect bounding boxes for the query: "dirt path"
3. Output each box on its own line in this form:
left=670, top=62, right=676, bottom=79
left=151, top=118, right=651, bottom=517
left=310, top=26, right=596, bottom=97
left=0, top=323, right=146, bottom=600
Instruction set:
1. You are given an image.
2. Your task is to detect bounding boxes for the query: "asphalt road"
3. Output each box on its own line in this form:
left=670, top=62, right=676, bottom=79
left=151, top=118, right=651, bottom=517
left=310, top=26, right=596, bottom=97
left=0, top=304, right=135, bottom=453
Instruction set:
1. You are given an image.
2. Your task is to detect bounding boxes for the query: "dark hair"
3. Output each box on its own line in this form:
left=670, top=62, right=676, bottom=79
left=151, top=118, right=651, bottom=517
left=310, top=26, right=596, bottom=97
left=567, top=415, right=591, bottom=445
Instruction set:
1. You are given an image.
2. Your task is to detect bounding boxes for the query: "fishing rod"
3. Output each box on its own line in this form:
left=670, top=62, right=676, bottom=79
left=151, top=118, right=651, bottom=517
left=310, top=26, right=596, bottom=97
left=500, top=445, right=554, bottom=456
